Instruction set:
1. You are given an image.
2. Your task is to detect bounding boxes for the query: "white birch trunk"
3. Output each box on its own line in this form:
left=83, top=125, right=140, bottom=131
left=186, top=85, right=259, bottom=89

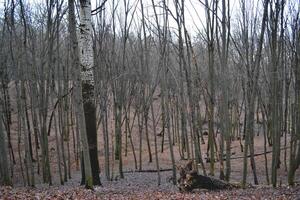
left=78, top=0, right=99, bottom=188
left=68, top=0, right=94, bottom=188
left=79, top=0, right=94, bottom=86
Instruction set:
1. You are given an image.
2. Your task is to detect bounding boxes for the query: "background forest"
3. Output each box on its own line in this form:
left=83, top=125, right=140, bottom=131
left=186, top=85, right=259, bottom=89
left=0, top=0, right=300, bottom=198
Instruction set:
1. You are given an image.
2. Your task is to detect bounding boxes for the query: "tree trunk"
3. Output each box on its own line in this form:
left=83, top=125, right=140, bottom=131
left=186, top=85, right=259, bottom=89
left=68, top=0, right=95, bottom=189
left=0, top=98, right=12, bottom=186
left=79, top=0, right=101, bottom=186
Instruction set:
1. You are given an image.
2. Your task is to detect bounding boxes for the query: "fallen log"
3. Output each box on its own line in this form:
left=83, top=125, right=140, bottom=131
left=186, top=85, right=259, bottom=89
left=178, top=170, right=236, bottom=191
left=177, top=160, right=238, bottom=192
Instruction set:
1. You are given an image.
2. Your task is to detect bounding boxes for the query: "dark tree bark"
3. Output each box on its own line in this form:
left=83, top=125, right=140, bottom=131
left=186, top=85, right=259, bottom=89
left=82, top=84, right=101, bottom=185
left=177, top=161, right=235, bottom=192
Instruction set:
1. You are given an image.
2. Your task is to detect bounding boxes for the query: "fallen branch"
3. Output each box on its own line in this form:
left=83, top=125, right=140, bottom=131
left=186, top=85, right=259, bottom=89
left=123, top=168, right=173, bottom=173
left=205, top=146, right=290, bottom=162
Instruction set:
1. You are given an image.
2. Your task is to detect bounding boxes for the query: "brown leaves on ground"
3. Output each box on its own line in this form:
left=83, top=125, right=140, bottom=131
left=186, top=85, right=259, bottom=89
left=0, top=186, right=99, bottom=200
left=1, top=185, right=299, bottom=200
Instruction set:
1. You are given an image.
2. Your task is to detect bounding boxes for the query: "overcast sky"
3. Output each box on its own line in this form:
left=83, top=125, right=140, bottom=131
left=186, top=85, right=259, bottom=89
left=0, top=0, right=239, bottom=32
left=88, top=0, right=240, bottom=39
left=0, top=0, right=269, bottom=39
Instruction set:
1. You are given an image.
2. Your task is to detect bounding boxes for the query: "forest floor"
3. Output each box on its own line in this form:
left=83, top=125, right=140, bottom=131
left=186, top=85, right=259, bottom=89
left=1, top=170, right=300, bottom=200
left=2, top=126, right=300, bottom=199
left=2, top=89, right=300, bottom=199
